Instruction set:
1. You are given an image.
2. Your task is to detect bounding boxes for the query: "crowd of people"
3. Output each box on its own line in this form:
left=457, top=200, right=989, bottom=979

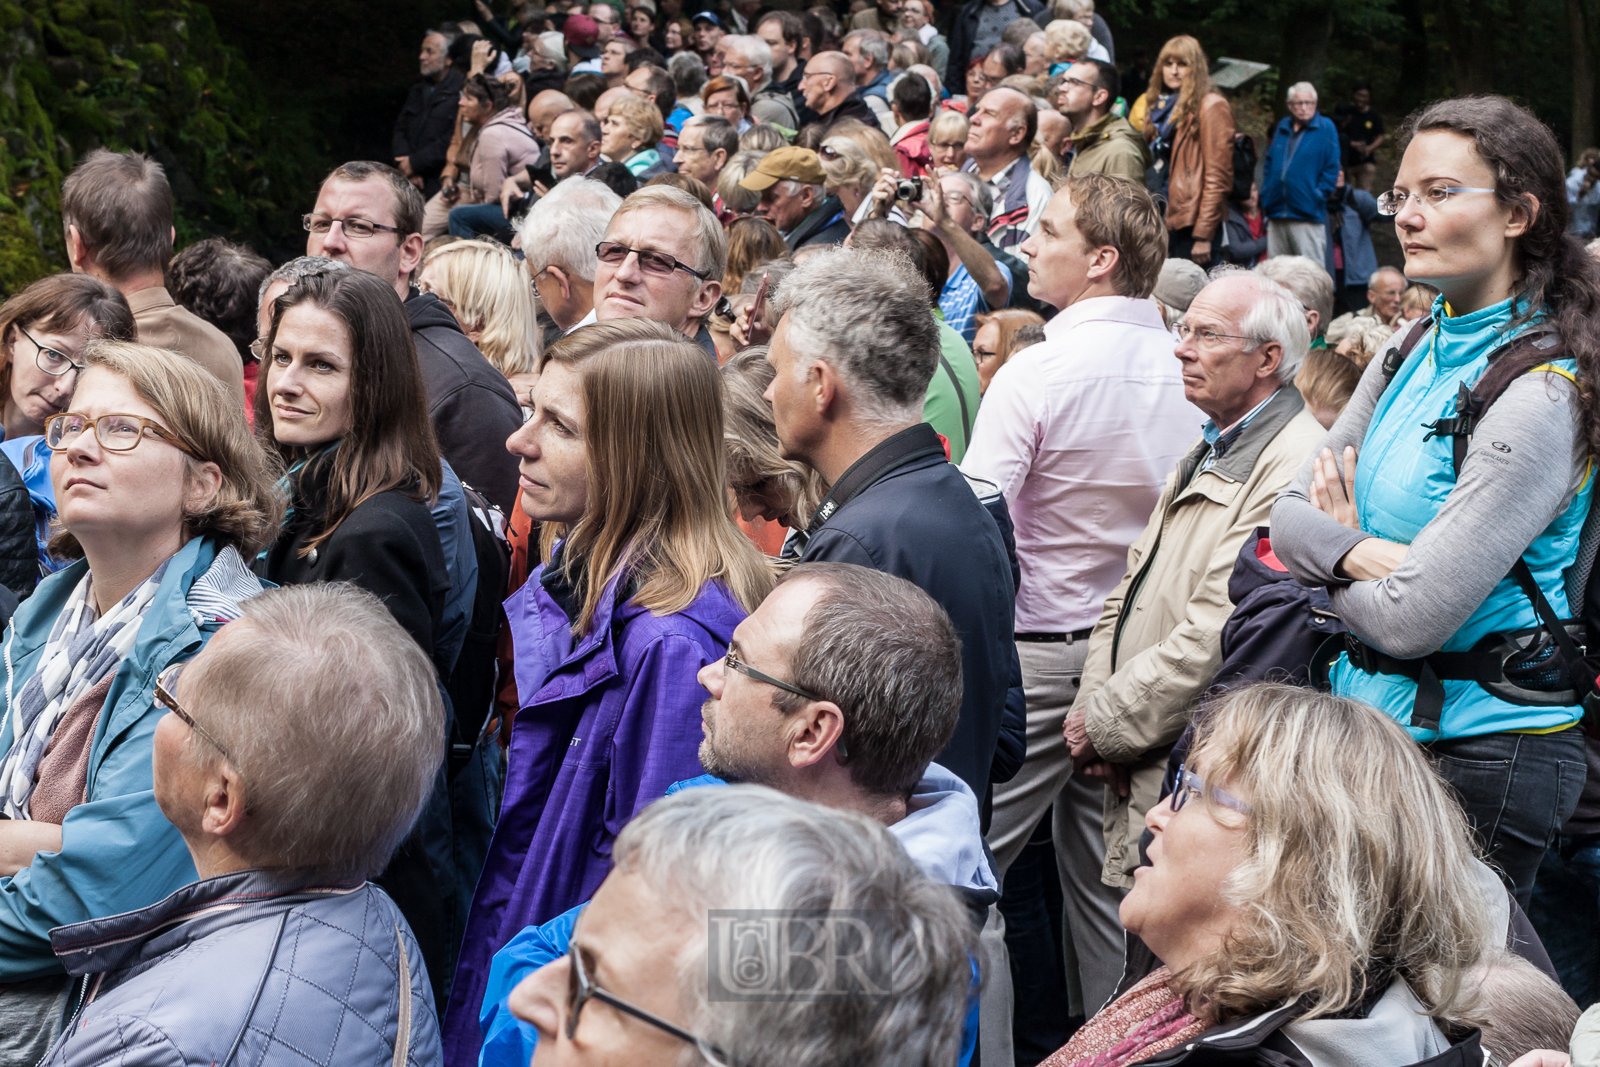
left=5, top=1, right=1600, bottom=1066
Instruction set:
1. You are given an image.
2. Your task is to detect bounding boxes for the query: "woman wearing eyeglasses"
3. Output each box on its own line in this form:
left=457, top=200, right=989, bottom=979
left=1272, top=96, right=1600, bottom=907
left=0, top=340, right=279, bottom=1057
left=700, top=75, right=752, bottom=133
left=443, top=318, right=773, bottom=1064
left=0, top=275, right=137, bottom=596
left=1039, top=684, right=1498, bottom=1067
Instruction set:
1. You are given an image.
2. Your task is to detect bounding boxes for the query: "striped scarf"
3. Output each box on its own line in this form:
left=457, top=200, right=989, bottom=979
left=0, top=562, right=168, bottom=819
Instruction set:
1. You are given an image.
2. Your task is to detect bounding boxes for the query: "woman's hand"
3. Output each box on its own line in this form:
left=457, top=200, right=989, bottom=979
left=1337, top=537, right=1410, bottom=582
left=1310, top=446, right=1362, bottom=531
left=727, top=294, right=763, bottom=347
left=867, top=168, right=899, bottom=220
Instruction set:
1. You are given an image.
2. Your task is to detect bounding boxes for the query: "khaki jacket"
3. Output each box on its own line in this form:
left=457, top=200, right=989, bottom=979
left=128, top=287, right=246, bottom=405
left=1068, top=113, right=1150, bottom=183
left=1163, top=92, right=1235, bottom=241
left=1072, top=387, right=1324, bottom=888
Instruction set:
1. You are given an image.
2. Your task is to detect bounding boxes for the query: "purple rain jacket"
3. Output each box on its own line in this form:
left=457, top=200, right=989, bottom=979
left=442, top=563, right=745, bottom=1065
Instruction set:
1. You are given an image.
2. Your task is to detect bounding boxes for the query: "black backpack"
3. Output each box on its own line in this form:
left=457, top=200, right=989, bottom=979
left=1327, top=316, right=1600, bottom=732
left=1230, top=133, right=1257, bottom=204
left=445, top=482, right=512, bottom=776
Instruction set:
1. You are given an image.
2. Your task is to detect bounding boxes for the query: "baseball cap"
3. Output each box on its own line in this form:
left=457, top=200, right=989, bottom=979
left=691, top=10, right=722, bottom=27
left=564, top=13, right=602, bottom=58
left=1153, top=257, right=1208, bottom=314
left=739, top=147, right=827, bottom=191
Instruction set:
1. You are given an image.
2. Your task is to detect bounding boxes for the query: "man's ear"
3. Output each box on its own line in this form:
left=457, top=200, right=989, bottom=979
left=199, top=762, right=250, bottom=839
left=548, top=264, right=574, bottom=301
left=688, top=278, right=723, bottom=322
left=1085, top=243, right=1120, bottom=285
left=65, top=224, right=92, bottom=274
left=399, top=231, right=426, bottom=282
left=1257, top=339, right=1285, bottom=381
left=786, top=700, right=846, bottom=771
left=811, top=355, right=840, bottom=416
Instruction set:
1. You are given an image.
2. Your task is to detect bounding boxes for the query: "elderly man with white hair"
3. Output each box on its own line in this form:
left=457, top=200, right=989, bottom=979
left=38, top=584, right=445, bottom=1067
left=1060, top=269, right=1326, bottom=903
left=505, top=786, right=977, bottom=1067
left=719, top=33, right=800, bottom=128
left=1261, top=80, right=1342, bottom=262
left=1255, top=252, right=1337, bottom=342
left=516, top=176, right=624, bottom=338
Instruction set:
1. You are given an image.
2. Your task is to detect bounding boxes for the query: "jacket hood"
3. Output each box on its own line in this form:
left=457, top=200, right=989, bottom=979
left=1280, top=979, right=1450, bottom=1067
left=1078, top=113, right=1145, bottom=151
left=893, top=763, right=999, bottom=894
left=405, top=290, right=466, bottom=334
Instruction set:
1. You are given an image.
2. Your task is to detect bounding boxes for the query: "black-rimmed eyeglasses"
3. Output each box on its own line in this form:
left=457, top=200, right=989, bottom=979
left=19, top=325, right=85, bottom=377
left=595, top=241, right=711, bottom=280
left=302, top=214, right=404, bottom=239
left=566, top=941, right=734, bottom=1064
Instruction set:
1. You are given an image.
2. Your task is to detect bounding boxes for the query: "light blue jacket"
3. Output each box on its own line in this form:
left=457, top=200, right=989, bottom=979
left=1331, top=298, right=1592, bottom=738
left=0, top=537, right=257, bottom=979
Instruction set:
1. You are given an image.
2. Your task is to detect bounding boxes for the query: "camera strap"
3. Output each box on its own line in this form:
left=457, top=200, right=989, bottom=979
left=781, top=423, right=947, bottom=560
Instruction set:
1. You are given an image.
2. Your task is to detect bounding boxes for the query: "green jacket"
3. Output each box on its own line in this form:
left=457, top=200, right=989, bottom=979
left=1068, top=113, right=1151, bottom=183
left=923, top=313, right=982, bottom=464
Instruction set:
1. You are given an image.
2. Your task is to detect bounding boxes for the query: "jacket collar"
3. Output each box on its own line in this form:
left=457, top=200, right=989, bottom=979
left=50, top=867, right=364, bottom=977
left=785, top=195, right=845, bottom=247
left=123, top=286, right=177, bottom=315
left=1044, top=294, right=1167, bottom=338
left=1178, top=386, right=1306, bottom=487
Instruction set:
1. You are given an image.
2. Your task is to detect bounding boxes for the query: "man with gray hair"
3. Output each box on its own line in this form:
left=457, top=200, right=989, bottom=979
left=741, top=146, right=850, bottom=249
left=1061, top=270, right=1324, bottom=900
left=505, top=786, right=976, bottom=1067
left=674, top=114, right=738, bottom=191
left=767, top=245, right=1014, bottom=806
left=393, top=29, right=464, bottom=198
left=719, top=34, right=800, bottom=129
left=39, top=584, right=444, bottom=1066
left=842, top=29, right=895, bottom=131
left=1256, top=253, right=1337, bottom=342
left=516, top=176, right=623, bottom=338
left=1261, top=80, right=1341, bottom=262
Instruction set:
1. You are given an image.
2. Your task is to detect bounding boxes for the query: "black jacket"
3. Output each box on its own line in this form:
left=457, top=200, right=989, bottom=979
left=1133, top=1003, right=1483, bottom=1067
left=393, top=69, right=465, bottom=198
left=254, top=458, right=450, bottom=660
left=798, top=424, right=1015, bottom=800
left=812, top=95, right=878, bottom=137
left=785, top=195, right=852, bottom=251
left=0, top=449, right=37, bottom=598
left=944, top=0, right=1049, bottom=93
left=405, top=292, right=525, bottom=514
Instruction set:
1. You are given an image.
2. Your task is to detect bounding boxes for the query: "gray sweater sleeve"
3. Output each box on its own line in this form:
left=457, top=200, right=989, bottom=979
left=1276, top=369, right=1588, bottom=658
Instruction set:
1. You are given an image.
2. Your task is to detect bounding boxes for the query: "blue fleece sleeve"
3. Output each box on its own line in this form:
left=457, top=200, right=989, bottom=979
left=1317, top=123, right=1342, bottom=200
left=479, top=903, right=588, bottom=1067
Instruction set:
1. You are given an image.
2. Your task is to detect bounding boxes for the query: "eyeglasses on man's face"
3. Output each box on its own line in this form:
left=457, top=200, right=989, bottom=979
left=44, top=412, right=196, bottom=456
left=302, top=214, right=403, bottom=239
left=19, top=324, right=85, bottom=377
left=565, top=941, right=734, bottom=1063
left=1375, top=186, right=1497, bottom=216
left=1172, top=322, right=1263, bottom=349
left=723, top=648, right=822, bottom=703
left=155, top=662, right=236, bottom=764
left=595, top=241, right=711, bottom=280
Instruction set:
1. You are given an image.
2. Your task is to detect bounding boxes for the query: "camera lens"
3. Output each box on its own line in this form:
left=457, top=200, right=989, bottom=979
left=895, top=179, right=920, bottom=201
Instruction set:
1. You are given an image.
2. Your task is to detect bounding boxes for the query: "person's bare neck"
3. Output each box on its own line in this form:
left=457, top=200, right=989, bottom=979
left=1202, top=380, right=1279, bottom=434
left=773, top=55, right=796, bottom=81
left=186, top=836, right=256, bottom=881
left=1071, top=105, right=1110, bottom=135
left=789, top=764, right=911, bottom=826
left=81, top=529, right=186, bottom=615
left=1, top=398, right=39, bottom=443
left=972, top=147, right=1022, bottom=181
left=109, top=267, right=169, bottom=298
left=809, top=414, right=919, bottom=486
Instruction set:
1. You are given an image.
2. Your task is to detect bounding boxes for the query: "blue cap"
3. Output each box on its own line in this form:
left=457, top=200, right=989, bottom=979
left=691, top=10, right=722, bottom=27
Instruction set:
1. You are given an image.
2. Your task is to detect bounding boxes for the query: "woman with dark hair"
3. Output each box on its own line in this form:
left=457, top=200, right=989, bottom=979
left=1133, top=35, right=1233, bottom=265
left=0, top=275, right=137, bottom=592
left=444, top=318, right=774, bottom=1064
left=439, top=72, right=541, bottom=238
left=254, top=269, right=447, bottom=661
left=701, top=74, right=752, bottom=132
left=1272, top=95, right=1600, bottom=907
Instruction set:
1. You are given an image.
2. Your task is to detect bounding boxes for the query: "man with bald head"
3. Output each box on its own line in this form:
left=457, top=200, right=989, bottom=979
left=497, top=92, right=578, bottom=214
left=799, top=51, right=875, bottom=135
left=962, top=86, right=1052, bottom=250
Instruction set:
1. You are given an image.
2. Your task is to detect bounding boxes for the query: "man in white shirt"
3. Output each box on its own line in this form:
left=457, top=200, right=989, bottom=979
left=961, top=173, right=1202, bottom=1017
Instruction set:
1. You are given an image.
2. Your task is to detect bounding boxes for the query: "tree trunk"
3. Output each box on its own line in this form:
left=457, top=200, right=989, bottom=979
left=1397, top=0, right=1430, bottom=111
left=1276, top=0, right=1335, bottom=114
left=1437, top=0, right=1497, bottom=94
left=1572, top=0, right=1595, bottom=156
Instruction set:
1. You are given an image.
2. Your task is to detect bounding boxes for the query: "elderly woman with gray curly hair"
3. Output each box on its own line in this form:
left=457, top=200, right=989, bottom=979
left=1040, top=683, right=1506, bottom=1067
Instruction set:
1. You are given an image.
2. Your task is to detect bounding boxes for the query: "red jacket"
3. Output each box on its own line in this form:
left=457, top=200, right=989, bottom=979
left=893, top=118, right=933, bottom=178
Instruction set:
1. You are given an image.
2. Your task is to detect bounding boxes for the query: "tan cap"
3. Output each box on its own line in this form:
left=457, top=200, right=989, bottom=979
left=738, top=147, right=826, bottom=191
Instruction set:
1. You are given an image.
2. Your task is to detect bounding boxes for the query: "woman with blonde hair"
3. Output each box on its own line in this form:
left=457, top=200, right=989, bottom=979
left=929, top=108, right=971, bottom=173
left=1131, top=35, right=1234, bottom=266
left=828, top=117, right=902, bottom=177
left=722, top=345, right=827, bottom=535
left=417, top=238, right=540, bottom=382
left=1041, top=683, right=1498, bottom=1067
left=0, top=340, right=280, bottom=1052
left=717, top=149, right=767, bottom=218
left=599, top=91, right=668, bottom=177
left=446, top=318, right=774, bottom=1062
left=1043, top=18, right=1092, bottom=74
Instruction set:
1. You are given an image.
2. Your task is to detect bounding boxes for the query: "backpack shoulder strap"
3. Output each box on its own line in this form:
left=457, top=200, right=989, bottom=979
left=1379, top=313, right=1435, bottom=387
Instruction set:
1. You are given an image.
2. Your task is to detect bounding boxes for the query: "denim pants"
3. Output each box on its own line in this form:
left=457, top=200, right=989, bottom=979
left=447, top=201, right=510, bottom=239
left=1425, top=727, right=1587, bottom=910
left=1529, top=834, right=1600, bottom=1007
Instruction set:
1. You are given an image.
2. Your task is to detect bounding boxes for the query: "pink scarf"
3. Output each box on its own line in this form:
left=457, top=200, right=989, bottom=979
left=1040, top=967, right=1209, bottom=1067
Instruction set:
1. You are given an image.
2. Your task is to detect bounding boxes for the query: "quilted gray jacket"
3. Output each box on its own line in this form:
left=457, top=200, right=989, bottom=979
left=40, top=869, right=441, bottom=1067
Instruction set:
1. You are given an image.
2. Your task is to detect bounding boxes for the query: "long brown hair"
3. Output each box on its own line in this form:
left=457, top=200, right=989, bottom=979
left=257, top=269, right=441, bottom=557
left=542, top=319, right=774, bottom=634
left=1142, top=35, right=1216, bottom=138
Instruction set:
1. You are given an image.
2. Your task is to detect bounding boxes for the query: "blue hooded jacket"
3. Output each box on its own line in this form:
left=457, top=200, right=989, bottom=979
left=1261, top=111, right=1341, bottom=223
left=0, top=537, right=262, bottom=979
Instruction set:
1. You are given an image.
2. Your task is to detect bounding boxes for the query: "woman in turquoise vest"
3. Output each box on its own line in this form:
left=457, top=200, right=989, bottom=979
left=1272, top=96, right=1600, bottom=907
